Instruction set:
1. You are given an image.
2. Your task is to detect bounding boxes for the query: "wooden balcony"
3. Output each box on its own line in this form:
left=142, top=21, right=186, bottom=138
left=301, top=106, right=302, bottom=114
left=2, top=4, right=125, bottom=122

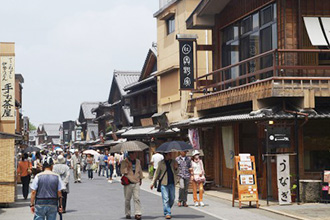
left=188, top=49, right=330, bottom=112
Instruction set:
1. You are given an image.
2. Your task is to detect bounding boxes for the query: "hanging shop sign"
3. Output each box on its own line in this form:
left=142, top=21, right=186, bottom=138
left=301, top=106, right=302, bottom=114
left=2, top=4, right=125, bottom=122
left=188, top=128, right=200, bottom=149
left=179, top=40, right=194, bottom=90
left=268, top=127, right=291, bottom=148
left=0, top=56, right=15, bottom=121
left=232, top=154, right=259, bottom=209
left=276, top=154, right=292, bottom=205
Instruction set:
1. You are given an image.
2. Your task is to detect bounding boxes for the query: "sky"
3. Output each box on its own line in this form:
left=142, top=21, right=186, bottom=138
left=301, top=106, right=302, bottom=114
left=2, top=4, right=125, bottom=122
left=0, top=0, right=158, bottom=126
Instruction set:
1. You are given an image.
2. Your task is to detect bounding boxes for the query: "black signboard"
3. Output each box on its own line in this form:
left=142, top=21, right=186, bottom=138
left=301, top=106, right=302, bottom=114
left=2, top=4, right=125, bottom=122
left=179, top=40, right=194, bottom=90
left=267, top=127, right=291, bottom=148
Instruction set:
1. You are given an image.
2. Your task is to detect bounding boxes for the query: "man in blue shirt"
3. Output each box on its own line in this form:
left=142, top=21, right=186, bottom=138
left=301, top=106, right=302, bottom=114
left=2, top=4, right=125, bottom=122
left=104, top=150, right=109, bottom=179
left=30, top=156, right=65, bottom=220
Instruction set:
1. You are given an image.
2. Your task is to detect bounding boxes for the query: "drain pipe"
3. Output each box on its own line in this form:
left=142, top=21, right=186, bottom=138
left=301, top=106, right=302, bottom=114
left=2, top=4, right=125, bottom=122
left=283, top=102, right=308, bottom=204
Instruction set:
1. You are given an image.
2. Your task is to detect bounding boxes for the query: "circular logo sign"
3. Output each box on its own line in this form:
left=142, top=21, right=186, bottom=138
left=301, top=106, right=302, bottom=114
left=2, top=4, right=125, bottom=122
left=182, top=44, right=192, bottom=55
left=269, top=135, right=275, bottom=141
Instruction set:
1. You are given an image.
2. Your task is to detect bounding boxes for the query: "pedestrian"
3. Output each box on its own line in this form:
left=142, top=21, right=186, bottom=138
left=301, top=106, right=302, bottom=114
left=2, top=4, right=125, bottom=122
left=176, top=150, right=191, bottom=207
left=32, top=152, right=43, bottom=177
left=104, top=150, right=109, bottom=179
left=150, top=152, right=164, bottom=186
left=115, top=153, right=123, bottom=176
left=95, top=149, right=100, bottom=173
left=17, top=153, right=32, bottom=200
left=98, top=151, right=105, bottom=176
left=151, top=152, right=178, bottom=219
left=53, top=155, right=70, bottom=213
left=30, top=156, right=65, bottom=220
left=86, top=154, right=94, bottom=180
left=71, top=149, right=82, bottom=183
left=108, top=153, right=115, bottom=183
left=191, top=150, right=206, bottom=207
left=121, top=152, right=143, bottom=220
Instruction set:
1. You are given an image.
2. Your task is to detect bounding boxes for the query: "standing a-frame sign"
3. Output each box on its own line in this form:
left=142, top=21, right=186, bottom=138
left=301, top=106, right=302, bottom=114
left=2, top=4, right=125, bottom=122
left=232, top=154, right=259, bottom=209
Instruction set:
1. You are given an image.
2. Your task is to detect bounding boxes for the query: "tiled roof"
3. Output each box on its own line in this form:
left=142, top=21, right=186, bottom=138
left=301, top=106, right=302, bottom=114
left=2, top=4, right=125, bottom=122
left=42, top=123, right=61, bottom=137
left=114, top=70, right=140, bottom=96
left=80, top=102, right=100, bottom=120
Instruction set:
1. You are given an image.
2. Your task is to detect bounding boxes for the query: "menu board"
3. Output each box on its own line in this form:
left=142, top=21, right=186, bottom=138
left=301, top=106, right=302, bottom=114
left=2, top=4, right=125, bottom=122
left=239, top=162, right=253, bottom=171
left=232, top=155, right=259, bottom=209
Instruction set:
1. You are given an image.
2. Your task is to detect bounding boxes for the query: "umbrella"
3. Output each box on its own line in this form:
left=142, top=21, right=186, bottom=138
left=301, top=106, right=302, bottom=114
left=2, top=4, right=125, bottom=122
left=24, top=146, right=41, bottom=153
left=69, top=149, right=75, bottom=153
left=110, top=141, right=149, bottom=153
left=156, top=141, right=193, bottom=153
left=55, top=148, right=63, bottom=152
left=83, top=149, right=100, bottom=157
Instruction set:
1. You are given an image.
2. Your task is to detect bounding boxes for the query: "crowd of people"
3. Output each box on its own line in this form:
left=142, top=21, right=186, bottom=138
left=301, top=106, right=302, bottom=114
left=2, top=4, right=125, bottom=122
left=17, top=147, right=205, bottom=220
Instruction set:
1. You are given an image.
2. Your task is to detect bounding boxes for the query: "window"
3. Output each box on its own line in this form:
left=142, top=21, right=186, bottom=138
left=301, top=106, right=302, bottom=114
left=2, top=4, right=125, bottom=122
left=221, top=3, right=277, bottom=82
left=167, top=16, right=175, bottom=35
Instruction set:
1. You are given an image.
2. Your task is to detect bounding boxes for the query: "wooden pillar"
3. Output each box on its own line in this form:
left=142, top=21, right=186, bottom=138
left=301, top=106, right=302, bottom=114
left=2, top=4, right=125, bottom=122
left=214, top=125, right=221, bottom=186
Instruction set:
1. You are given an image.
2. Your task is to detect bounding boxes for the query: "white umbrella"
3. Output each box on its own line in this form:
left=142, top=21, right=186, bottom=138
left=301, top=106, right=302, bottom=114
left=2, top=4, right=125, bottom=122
left=55, top=148, right=64, bottom=152
left=83, top=149, right=100, bottom=157
left=69, top=149, right=75, bottom=153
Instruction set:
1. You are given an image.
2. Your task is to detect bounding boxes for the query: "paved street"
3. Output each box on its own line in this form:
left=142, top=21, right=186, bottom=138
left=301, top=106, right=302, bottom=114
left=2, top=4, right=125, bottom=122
left=0, top=170, right=297, bottom=220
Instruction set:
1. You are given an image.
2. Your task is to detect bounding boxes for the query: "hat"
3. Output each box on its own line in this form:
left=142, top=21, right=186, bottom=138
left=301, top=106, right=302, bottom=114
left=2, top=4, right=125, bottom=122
left=192, top=150, right=200, bottom=157
left=74, top=149, right=78, bottom=152
left=57, top=155, right=66, bottom=164
left=42, top=156, right=54, bottom=167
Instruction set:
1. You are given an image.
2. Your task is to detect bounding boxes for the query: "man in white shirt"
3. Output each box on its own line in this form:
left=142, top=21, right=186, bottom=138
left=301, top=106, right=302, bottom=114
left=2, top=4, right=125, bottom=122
left=150, top=152, right=164, bottom=186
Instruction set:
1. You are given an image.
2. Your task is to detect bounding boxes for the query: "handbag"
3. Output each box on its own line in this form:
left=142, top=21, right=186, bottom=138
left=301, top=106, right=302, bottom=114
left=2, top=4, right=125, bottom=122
left=157, top=170, right=168, bottom=192
left=121, top=176, right=130, bottom=186
left=27, top=162, right=32, bottom=175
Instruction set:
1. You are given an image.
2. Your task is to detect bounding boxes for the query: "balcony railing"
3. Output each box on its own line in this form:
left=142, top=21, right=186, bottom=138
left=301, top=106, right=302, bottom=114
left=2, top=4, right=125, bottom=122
left=195, top=49, right=330, bottom=94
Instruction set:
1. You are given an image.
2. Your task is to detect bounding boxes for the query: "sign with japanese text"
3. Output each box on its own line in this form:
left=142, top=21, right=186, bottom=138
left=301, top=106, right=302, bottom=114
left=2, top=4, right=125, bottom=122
left=232, top=155, right=259, bottom=208
left=188, top=128, right=200, bottom=149
left=277, top=154, right=291, bottom=205
left=0, top=56, right=15, bottom=121
left=179, top=40, right=194, bottom=90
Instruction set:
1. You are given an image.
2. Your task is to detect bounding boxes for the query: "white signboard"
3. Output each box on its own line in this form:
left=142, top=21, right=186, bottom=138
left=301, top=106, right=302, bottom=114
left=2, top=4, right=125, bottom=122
left=277, top=154, right=291, bottom=205
left=0, top=56, right=15, bottom=121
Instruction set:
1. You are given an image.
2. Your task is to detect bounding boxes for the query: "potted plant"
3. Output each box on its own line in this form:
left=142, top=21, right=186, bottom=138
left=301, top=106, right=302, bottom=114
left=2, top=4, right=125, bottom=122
left=291, top=184, right=297, bottom=202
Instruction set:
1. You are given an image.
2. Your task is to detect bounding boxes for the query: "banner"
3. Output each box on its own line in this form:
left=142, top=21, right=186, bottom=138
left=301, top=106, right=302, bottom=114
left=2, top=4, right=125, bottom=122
left=0, top=56, right=15, bottom=121
left=222, top=126, right=235, bottom=169
left=179, top=40, right=194, bottom=90
left=277, top=154, right=291, bottom=205
left=188, top=128, right=200, bottom=149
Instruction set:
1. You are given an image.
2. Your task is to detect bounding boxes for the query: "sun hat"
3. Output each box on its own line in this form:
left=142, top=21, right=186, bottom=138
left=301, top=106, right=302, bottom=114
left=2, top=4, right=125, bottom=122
left=74, top=149, right=78, bottom=152
left=42, top=156, right=54, bottom=167
left=192, top=150, right=200, bottom=157
left=57, top=155, right=66, bottom=164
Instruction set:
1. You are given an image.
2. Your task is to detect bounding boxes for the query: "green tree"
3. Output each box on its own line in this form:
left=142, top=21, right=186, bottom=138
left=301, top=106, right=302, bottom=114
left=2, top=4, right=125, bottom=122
left=29, top=122, right=37, bottom=131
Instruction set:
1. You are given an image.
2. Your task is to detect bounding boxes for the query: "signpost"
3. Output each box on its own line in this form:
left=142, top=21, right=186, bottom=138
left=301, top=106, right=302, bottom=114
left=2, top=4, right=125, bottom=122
left=232, top=154, right=259, bottom=209
left=177, top=34, right=196, bottom=90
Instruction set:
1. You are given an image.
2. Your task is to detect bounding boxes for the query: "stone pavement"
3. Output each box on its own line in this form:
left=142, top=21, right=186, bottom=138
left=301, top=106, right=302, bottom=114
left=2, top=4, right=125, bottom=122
left=1, top=170, right=329, bottom=220
left=144, top=171, right=330, bottom=220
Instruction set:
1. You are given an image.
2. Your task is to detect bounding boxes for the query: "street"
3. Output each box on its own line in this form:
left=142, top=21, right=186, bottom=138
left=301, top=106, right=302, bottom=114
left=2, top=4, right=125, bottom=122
left=0, top=170, right=296, bottom=220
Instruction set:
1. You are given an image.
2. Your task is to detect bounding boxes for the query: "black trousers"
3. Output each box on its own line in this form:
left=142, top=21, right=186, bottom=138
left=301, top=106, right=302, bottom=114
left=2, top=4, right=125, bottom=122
left=62, top=191, right=68, bottom=211
left=88, top=169, right=93, bottom=179
left=21, top=175, right=31, bottom=199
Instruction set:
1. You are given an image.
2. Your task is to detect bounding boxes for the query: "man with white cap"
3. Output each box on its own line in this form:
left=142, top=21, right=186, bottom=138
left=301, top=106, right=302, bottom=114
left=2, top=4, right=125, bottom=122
left=71, top=149, right=82, bottom=183
left=53, top=155, right=70, bottom=213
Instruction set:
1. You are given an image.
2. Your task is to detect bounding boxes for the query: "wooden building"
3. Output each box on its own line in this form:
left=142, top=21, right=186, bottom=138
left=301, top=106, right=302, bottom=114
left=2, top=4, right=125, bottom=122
left=184, top=0, right=330, bottom=200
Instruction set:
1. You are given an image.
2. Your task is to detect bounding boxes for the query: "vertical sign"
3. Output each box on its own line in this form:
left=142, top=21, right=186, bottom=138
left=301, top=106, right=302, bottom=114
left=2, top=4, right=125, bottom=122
left=179, top=40, right=194, bottom=90
left=188, top=128, right=200, bottom=149
left=0, top=56, right=15, bottom=121
left=277, top=154, right=291, bottom=205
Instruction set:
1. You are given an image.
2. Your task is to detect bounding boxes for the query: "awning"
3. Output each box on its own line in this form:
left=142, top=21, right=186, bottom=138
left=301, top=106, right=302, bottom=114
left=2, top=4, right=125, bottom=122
left=190, top=113, right=265, bottom=126
left=121, top=126, right=180, bottom=138
left=304, top=17, right=330, bottom=46
left=121, top=127, right=156, bottom=137
left=124, top=85, right=156, bottom=98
